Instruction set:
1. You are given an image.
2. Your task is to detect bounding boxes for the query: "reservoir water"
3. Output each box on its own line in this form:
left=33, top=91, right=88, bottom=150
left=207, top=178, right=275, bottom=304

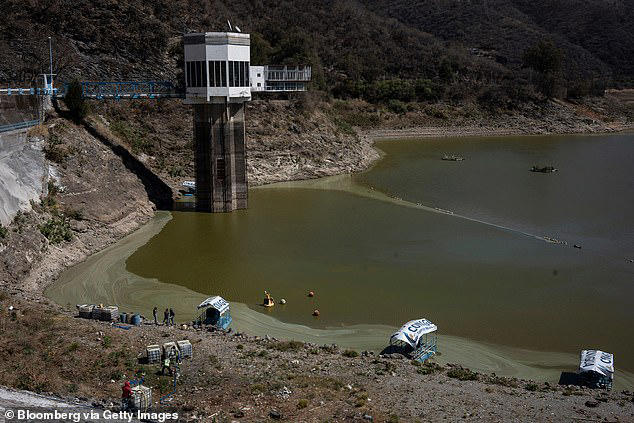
left=48, top=133, right=634, bottom=377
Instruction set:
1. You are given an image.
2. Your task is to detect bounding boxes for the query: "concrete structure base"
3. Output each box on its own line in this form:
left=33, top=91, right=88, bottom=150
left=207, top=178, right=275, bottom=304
left=193, top=103, right=248, bottom=213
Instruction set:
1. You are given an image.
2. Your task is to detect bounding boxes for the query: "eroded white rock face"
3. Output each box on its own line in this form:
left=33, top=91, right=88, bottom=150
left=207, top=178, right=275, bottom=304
left=0, top=131, right=52, bottom=226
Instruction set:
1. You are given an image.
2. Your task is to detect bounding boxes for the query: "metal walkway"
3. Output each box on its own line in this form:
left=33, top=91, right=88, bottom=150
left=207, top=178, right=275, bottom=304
left=0, top=81, right=181, bottom=100
left=78, top=81, right=181, bottom=99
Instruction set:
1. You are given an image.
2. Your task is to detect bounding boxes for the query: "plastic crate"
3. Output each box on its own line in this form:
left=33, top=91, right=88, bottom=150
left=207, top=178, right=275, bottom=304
left=162, top=342, right=178, bottom=358
left=77, top=304, right=94, bottom=319
left=91, top=305, right=119, bottom=322
left=131, top=385, right=152, bottom=411
left=146, top=345, right=161, bottom=363
left=101, top=306, right=119, bottom=322
left=177, top=340, right=192, bottom=359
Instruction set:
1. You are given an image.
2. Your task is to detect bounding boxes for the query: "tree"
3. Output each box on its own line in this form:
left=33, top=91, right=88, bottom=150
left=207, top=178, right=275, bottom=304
left=64, top=79, right=88, bottom=122
left=523, top=40, right=562, bottom=75
left=250, top=32, right=272, bottom=65
left=523, top=40, right=563, bottom=97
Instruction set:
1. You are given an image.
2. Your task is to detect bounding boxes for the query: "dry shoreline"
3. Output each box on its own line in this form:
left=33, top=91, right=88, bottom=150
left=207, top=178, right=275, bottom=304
left=361, top=124, right=634, bottom=141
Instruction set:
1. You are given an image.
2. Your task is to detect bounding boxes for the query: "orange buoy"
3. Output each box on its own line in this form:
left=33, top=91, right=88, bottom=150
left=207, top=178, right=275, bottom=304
left=308, top=291, right=315, bottom=297
left=312, top=309, right=320, bottom=316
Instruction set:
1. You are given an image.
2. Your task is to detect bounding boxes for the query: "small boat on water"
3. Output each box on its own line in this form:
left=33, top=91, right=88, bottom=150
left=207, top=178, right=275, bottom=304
left=442, top=154, right=464, bottom=161
left=263, top=291, right=275, bottom=308
left=530, top=165, right=558, bottom=173
left=182, top=181, right=196, bottom=193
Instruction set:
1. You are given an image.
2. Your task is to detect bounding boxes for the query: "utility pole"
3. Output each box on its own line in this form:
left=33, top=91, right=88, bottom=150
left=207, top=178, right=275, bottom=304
left=48, top=36, right=53, bottom=94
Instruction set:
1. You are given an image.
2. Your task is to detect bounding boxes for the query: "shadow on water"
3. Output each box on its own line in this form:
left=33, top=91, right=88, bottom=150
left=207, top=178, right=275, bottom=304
left=53, top=98, right=174, bottom=210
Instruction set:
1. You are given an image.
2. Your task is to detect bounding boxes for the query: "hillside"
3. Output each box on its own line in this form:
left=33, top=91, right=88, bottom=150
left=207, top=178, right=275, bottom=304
left=363, top=0, right=634, bottom=82
left=1, top=0, right=632, bottom=94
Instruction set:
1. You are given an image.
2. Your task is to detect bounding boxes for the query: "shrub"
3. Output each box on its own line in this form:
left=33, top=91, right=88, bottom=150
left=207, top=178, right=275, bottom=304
left=271, top=341, right=304, bottom=352
left=65, top=208, right=84, bottom=221
left=0, top=224, right=7, bottom=240
left=297, top=399, right=308, bottom=409
left=39, top=216, right=72, bottom=244
left=525, top=383, right=539, bottom=391
left=41, top=181, right=59, bottom=209
left=342, top=349, right=359, bottom=358
left=102, top=336, right=112, bottom=348
left=447, top=367, right=478, bottom=381
left=477, top=86, right=510, bottom=112
left=110, top=121, right=153, bottom=154
left=488, top=375, right=519, bottom=388
left=416, top=362, right=444, bottom=375
left=43, top=134, right=72, bottom=164
left=387, top=99, right=408, bottom=114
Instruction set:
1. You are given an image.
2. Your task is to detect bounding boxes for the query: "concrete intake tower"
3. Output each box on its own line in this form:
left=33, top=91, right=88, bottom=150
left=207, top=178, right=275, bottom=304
left=184, top=32, right=251, bottom=212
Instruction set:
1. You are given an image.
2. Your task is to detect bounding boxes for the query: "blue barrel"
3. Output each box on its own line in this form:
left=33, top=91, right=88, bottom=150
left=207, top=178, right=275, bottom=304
left=120, top=312, right=127, bottom=323
left=131, top=314, right=141, bottom=326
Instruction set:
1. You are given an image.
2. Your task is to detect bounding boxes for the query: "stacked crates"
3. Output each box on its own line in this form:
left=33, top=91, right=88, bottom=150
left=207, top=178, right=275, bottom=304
left=146, top=345, right=161, bottom=364
left=177, top=340, right=193, bottom=359
left=77, top=304, right=94, bottom=319
left=91, top=305, right=119, bottom=322
left=131, top=385, right=152, bottom=411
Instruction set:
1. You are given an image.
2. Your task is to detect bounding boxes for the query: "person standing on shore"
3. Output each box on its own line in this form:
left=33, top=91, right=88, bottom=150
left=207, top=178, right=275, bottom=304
left=121, top=381, right=132, bottom=411
left=163, top=308, right=169, bottom=325
left=153, top=306, right=158, bottom=325
left=169, top=308, right=175, bottom=326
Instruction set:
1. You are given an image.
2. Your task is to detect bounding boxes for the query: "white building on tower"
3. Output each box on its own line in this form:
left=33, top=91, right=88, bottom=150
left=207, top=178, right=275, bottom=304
left=184, top=32, right=251, bottom=104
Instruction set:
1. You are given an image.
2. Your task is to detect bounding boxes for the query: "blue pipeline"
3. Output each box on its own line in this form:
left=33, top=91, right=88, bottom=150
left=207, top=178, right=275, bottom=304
left=159, top=363, right=180, bottom=405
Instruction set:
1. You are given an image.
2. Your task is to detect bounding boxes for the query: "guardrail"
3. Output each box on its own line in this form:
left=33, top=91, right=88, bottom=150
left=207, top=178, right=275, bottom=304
left=0, top=87, right=59, bottom=96
left=0, top=119, right=41, bottom=133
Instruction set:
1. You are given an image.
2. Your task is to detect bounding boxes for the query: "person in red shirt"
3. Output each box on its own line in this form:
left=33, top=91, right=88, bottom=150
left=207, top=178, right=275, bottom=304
left=121, top=381, right=132, bottom=411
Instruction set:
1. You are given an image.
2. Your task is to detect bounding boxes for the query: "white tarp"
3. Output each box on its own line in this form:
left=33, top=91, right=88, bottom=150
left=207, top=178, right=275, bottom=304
left=197, top=296, right=230, bottom=315
left=390, top=318, right=437, bottom=349
left=579, top=350, right=614, bottom=377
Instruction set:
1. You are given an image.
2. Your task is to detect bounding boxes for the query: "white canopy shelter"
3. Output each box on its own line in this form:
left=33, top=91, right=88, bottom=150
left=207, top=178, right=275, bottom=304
left=579, top=350, right=614, bottom=377
left=390, top=318, right=437, bottom=349
left=197, top=296, right=230, bottom=315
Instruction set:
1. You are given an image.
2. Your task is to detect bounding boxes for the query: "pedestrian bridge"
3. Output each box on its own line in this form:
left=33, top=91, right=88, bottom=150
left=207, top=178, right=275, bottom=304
left=1, top=81, right=180, bottom=100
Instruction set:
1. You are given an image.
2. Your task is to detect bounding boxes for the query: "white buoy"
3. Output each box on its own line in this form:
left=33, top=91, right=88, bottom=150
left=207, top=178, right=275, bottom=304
left=280, top=299, right=287, bottom=305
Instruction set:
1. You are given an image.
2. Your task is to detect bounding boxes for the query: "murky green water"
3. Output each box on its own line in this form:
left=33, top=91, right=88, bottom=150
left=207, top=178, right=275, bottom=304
left=126, top=134, right=634, bottom=371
